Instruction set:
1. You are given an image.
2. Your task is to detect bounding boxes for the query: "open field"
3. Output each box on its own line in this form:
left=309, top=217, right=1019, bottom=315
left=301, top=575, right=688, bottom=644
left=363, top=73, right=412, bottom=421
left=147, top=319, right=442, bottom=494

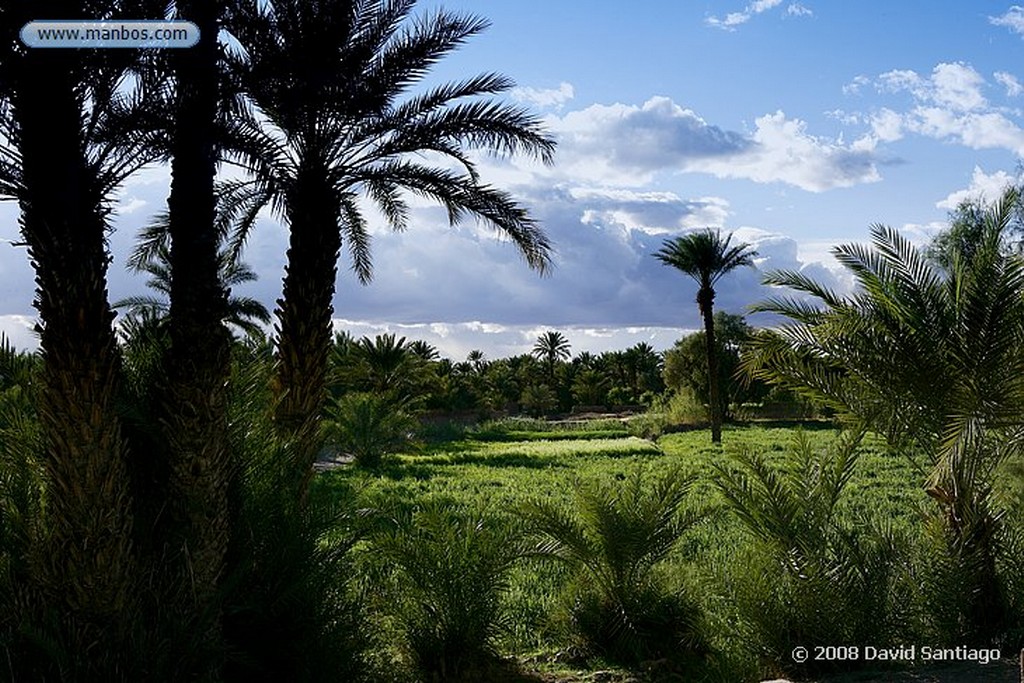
left=311, top=422, right=1021, bottom=682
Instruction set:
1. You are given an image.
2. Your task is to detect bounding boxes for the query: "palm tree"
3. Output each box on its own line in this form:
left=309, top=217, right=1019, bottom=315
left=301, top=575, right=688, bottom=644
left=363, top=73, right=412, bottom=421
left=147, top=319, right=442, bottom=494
left=223, top=0, right=555, bottom=489
left=159, top=0, right=235, bottom=637
left=532, top=330, right=571, bottom=382
left=745, top=190, right=1024, bottom=639
left=0, top=0, right=167, bottom=652
left=465, top=349, right=487, bottom=374
left=115, top=221, right=271, bottom=342
left=409, top=340, right=440, bottom=362
left=654, top=229, right=757, bottom=443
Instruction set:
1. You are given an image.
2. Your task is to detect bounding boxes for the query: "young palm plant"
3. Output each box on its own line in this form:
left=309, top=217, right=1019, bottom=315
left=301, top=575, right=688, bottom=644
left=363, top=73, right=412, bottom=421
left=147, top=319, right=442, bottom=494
left=712, top=431, right=910, bottom=672
left=655, top=229, right=757, bottom=443
left=744, top=189, right=1024, bottom=642
left=324, top=391, right=417, bottom=469
left=371, top=502, right=527, bottom=681
left=521, top=466, right=707, bottom=664
left=222, top=0, right=556, bottom=495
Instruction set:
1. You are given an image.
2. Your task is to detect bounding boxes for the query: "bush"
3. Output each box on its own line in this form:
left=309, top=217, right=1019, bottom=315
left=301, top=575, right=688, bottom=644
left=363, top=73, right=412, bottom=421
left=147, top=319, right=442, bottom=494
left=222, top=349, right=369, bottom=683
left=911, top=489, right=1024, bottom=647
left=521, top=466, right=708, bottom=665
left=627, top=388, right=705, bottom=439
left=520, top=384, right=557, bottom=418
left=371, top=502, right=526, bottom=681
left=325, top=392, right=417, bottom=468
left=713, top=431, right=912, bottom=675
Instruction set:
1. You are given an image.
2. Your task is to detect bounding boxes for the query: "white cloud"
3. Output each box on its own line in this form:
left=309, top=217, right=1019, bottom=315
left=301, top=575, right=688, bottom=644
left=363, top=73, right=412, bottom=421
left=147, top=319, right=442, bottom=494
left=548, top=97, right=881, bottom=191
left=694, top=111, right=881, bottom=191
left=512, top=82, right=575, bottom=110
left=548, top=97, right=750, bottom=186
left=870, top=108, right=904, bottom=141
left=936, top=166, right=1018, bottom=210
left=991, top=6, right=1024, bottom=36
left=843, top=75, right=870, bottom=96
left=880, top=62, right=987, bottom=112
left=898, top=222, right=946, bottom=246
left=861, top=62, right=1024, bottom=154
left=707, top=0, right=801, bottom=30
left=995, top=70, right=1024, bottom=97
left=0, top=315, right=38, bottom=351
left=570, top=188, right=731, bottom=233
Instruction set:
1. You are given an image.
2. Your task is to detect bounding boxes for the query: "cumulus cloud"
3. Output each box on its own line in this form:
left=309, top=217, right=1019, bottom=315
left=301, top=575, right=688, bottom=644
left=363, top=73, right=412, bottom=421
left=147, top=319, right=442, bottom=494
left=512, top=82, right=575, bottom=110
left=0, top=315, right=38, bottom=352
left=991, top=6, right=1024, bottom=36
left=571, top=188, right=731, bottom=233
left=936, top=166, right=1018, bottom=210
left=855, top=62, right=1024, bottom=154
left=709, top=111, right=881, bottom=191
left=548, top=96, right=881, bottom=191
left=197, top=175, right=847, bottom=337
left=549, top=97, right=750, bottom=186
left=995, top=70, right=1024, bottom=97
left=707, top=0, right=811, bottom=30
left=879, top=62, right=987, bottom=111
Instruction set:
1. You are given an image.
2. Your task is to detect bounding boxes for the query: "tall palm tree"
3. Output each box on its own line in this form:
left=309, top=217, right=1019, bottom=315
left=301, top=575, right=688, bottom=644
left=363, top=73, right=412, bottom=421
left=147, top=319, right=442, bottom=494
left=223, top=0, right=555, bottom=491
left=159, top=0, right=236, bottom=641
left=655, top=229, right=757, bottom=443
left=744, top=191, right=1024, bottom=638
left=532, top=330, right=571, bottom=382
left=0, top=0, right=168, bottom=649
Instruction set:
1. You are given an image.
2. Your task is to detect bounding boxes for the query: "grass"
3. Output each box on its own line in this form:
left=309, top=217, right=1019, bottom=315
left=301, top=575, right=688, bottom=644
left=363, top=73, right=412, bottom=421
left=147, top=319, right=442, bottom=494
left=311, top=423, right=940, bottom=682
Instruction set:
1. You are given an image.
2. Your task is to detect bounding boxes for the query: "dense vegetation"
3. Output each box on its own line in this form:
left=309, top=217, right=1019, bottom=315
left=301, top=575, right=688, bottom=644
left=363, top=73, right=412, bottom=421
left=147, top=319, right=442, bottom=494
left=1, top=1, right=1023, bottom=682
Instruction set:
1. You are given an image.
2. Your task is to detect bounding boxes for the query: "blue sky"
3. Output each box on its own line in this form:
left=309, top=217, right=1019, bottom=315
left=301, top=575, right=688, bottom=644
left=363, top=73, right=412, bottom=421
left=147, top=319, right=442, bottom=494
left=3, top=1, right=1024, bottom=358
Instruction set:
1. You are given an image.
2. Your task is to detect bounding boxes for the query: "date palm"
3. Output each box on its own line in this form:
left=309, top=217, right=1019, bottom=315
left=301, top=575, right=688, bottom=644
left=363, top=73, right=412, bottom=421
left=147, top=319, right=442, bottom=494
left=0, top=0, right=172, bottom=643
left=745, top=189, right=1024, bottom=638
left=222, top=0, right=555, bottom=494
left=655, top=229, right=757, bottom=443
left=532, top=330, right=571, bottom=382
left=115, top=217, right=271, bottom=342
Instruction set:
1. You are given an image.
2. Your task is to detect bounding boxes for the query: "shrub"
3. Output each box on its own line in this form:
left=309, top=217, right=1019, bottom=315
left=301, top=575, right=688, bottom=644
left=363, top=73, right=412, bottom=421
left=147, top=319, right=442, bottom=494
left=713, top=431, right=912, bottom=675
left=221, top=349, right=369, bottom=683
left=521, top=466, right=708, bottom=665
left=911, top=484, right=1024, bottom=647
left=520, top=383, right=557, bottom=418
left=371, top=502, right=526, bottom=681
left=627, top=388, right=705, bottom=439
left=325, top=392, right=417, bottom=468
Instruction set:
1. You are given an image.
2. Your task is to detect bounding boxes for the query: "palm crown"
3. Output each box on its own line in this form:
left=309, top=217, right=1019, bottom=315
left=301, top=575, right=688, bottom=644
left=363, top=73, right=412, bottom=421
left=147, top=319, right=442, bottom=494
left=654, top=229, right=758, bottom=312
left=223, top=0, right=556, bottom=276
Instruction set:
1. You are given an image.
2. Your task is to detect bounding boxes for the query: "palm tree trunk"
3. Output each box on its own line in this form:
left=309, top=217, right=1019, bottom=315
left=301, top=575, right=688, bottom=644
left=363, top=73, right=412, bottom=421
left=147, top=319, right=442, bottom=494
left=274, top=171, right=342, bottom=498
left=15, top=38, right=136, bottom=640
left=161, top=0, right=232, bottom=634
left=698, top=287, right=722, bottom=443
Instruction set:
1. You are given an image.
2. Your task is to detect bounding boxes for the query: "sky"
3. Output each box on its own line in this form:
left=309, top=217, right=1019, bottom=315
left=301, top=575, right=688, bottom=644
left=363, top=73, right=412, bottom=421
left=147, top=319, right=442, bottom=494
left=4, top=1, right=1024, bottom=359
